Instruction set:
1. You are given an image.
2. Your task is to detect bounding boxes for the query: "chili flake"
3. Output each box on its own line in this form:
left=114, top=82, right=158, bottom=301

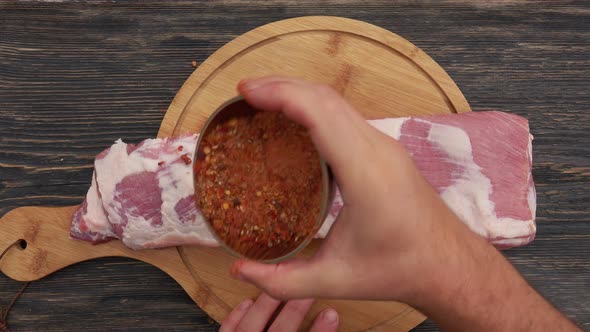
left=180, top=153, right=192, bottom=165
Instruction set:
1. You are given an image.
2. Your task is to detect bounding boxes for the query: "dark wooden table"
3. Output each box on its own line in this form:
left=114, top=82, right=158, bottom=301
left=1, top=1, right=588, bottom=331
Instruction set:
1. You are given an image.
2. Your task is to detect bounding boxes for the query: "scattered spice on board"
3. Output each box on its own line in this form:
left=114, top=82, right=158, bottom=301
left=194, top=111, right=323, bottom=259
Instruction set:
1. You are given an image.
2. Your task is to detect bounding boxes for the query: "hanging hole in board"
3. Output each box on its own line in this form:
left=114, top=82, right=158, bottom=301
left=18, top=239, right=27, bottom=250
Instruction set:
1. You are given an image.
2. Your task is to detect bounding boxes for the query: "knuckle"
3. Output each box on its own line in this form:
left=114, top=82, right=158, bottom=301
left=268, top=80, right=291, bottom=97
left=286, top=302, right=310, bottom=317
left=266, top=283, right=289, bottom=300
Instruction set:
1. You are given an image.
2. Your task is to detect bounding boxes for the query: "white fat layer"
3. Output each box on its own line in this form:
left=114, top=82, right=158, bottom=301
left=427, top=120, right=535, bottom=240
left=316, top=216, right=334, bottom=239
left=315, top=189, right=343, bottom=238
left=109, top=134, right=217, bottom=248
left=527, top=135, right=537, bottom=220
left=368, top=117, right=408, bottom=140
left=121, top=211, right=218, bottom=249
left=83, top=174, right=115, bottom=236
left=528, top=185, right=537, bottom=221
left=491, top=236, right=533, bottom=247
left=130, top=229, right=219, bottom=249
left=95, top=142, right=138, bottom=226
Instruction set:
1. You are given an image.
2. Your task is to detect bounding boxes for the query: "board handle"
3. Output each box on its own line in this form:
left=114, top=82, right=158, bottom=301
left=0, top=205, right=244, bottom=322
left=0, top=206, right=183, bottom=282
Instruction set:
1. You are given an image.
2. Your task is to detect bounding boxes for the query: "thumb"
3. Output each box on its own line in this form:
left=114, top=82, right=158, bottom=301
left=230, top=258, right=328, bottom=300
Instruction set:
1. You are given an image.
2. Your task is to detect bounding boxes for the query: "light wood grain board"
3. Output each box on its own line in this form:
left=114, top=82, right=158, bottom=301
left=158, top=16, right=471, bottom=331
left=1, top=16, right=470, bottom=331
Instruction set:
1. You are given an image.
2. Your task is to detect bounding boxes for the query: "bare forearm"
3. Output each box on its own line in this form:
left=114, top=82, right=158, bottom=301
left=410, top=218, right=580, bottom=331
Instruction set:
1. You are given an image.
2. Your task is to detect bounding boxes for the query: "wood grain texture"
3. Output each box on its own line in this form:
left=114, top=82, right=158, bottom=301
left=0, top=1, right=589, bottom=331
left=158, top=16, right=471, bottom=139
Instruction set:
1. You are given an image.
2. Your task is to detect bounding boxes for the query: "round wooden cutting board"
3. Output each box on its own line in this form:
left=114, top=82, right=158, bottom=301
left=158, top=16, right=470, bottom=331
left=0, top=16, right=470, bottom=332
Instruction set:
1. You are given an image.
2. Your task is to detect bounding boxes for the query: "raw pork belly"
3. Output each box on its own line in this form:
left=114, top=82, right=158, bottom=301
left=71, top=174, right=116, bottom=243
left=71, top=135, right=217, bottom=249
left=71, top=111, right=536, bottom=249
left=319, top=111, right=536, bottom=248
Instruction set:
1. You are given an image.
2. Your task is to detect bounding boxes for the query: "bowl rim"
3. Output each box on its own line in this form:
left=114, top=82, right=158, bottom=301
left=193, top=96, right=333, bottom=263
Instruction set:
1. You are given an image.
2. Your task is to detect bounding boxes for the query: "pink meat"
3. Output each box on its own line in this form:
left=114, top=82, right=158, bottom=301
left=70, top=173, right=116, bottom=243
left=111, top=171, right=163, bottom=236
left=175, top=195, right=199, bottom=224
left=71, top=111, right=536, bottom=250
left=70, top=198, right=108, bottom=243
left=398, top=119, right=459, bottom=189
left=426, top=111, right=536, bottom=247
left=429, top=112, right=533, bottom=221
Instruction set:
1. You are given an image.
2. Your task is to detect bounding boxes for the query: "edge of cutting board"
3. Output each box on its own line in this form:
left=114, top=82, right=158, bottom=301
left=158, top=15, right=470, bottom=137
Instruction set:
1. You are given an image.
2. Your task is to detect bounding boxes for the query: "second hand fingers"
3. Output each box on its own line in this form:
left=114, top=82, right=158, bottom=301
left=235, top=293, right=281, bottom=331
left=309, top=308, right=339, bottom=332
left=219, top=299, right=253, bottom=332
left=267, top=299, right=314, bottom=332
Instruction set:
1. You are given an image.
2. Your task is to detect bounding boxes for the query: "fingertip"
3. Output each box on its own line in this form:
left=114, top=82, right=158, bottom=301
left=231, top=259, right=270, bottom=283
left=220, top=297, right=255, bottom=331
left=230, top=259, right=246, bottom=281
left=238, top=298, right=254, bottom=310
left=321, top=308, right=339, bottom=324
left=237, top=79, right=252, bottom=95
left=309, top=308, right=339, bottom=332
left=230, top=260, right=291, bottom=299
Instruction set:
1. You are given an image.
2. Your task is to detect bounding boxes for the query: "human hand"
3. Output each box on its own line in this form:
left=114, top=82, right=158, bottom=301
left=229, top=76, right=471, bottom=304
left=219, top=293, right=339, bottom=332
left=225, top=76, right=581, bottom=332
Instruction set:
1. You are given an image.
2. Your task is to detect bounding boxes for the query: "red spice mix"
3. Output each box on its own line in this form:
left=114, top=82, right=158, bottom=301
left=194, top=111, right=323, bottom=259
